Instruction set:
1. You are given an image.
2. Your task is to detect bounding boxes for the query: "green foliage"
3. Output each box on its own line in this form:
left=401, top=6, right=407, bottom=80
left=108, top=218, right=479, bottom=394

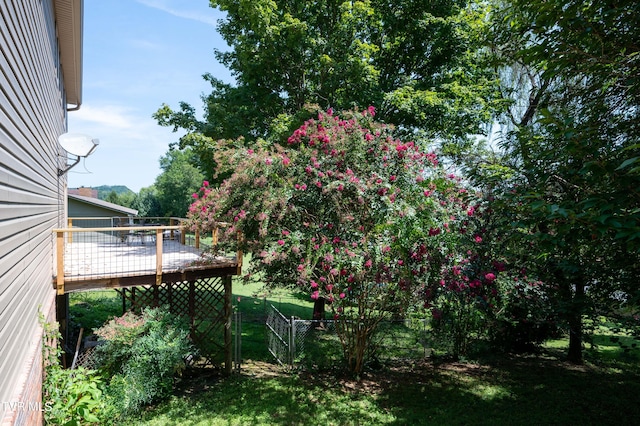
left=95, top=185, right=135, bottom=200
left=188, top=108, right=471, bottom=372
left=155, top=0, right=502, bottom=178
left=153, top=148, right=205, bottom=217
left=132, top=186, right=162, bottom=217
left=93, top=307, right=195, bottom=418
left=429, top=286, right=489, bottom=358
left=470, top=0, right=640, bottom=363
left=69, top=291, right=122, bottom=334
left=40, top=314, right=106, bottom=426
left=489, top=274, right=560, bottom=353
left=44, top=368, right=105, bottom=426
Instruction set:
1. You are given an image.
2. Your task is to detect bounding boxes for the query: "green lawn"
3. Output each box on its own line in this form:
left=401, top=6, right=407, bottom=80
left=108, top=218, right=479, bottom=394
left=69, top=282, right=640, bottom=426
left=124, top=345, right=640, bottom=426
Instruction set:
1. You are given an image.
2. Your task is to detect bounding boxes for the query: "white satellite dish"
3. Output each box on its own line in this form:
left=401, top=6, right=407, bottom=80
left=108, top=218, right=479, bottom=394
left=58, top=133, right=100, bottom=176
left=58, top=133, right=100, bottom=157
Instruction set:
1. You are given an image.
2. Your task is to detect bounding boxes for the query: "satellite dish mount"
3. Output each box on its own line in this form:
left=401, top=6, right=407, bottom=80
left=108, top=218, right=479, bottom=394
left=58, top=133, right=99, bottom=176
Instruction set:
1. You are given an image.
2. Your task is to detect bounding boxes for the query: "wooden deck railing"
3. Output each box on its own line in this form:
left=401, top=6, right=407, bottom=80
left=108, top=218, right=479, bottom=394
left=53, top=217, right=242, bottom=294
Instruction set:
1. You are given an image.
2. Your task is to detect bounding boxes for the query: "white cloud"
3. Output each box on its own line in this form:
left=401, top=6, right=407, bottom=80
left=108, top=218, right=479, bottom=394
left=129, top=38, right=164, bottom=51
left=136, top=0, right=220, bottom=27
left=73, top=105, right=137, bottom=129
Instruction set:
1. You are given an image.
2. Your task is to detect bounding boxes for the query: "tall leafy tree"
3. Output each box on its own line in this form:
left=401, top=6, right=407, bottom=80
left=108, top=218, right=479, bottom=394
left=154, top=0, right=501, bottom=178
left=154, top=149, right=205, bottom=218
left=484, top=0, right=640, bottom=363
left=132, top=186, right=162, bottom=218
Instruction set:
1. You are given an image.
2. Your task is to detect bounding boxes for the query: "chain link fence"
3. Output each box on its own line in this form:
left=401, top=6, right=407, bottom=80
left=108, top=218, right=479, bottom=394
left=264, top=304, right=431, bottom=370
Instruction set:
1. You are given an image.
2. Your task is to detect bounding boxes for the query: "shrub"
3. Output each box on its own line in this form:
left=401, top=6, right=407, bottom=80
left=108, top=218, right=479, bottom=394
left=188, top=107, right=465, bottom=373
left=489, top=275, right=560, bottom=353
left=40, top=313, right=106, bottom=425
left=93, top=307, right=194, bottom=417
left=43, top=367, right=105, bottom=425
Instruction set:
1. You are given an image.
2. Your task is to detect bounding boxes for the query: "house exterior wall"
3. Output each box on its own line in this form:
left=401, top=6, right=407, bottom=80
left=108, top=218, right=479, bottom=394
left=68, top=199, right=136, bottom=219
left=0, top=0, right=72, bottom=424
left=68, top=200, right=117, bottom=218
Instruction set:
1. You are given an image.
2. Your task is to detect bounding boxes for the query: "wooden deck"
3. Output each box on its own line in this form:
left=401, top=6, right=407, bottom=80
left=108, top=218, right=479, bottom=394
left=53, top=225, right=241, bottom=294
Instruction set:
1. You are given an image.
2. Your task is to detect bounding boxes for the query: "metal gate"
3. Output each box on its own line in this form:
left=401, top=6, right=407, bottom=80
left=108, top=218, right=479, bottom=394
left=266, top=304, right=292, bottom=367
left=265, top=304, right=335, bottom=368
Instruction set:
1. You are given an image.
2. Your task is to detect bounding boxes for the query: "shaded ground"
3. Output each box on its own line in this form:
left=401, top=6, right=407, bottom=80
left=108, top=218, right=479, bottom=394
left=130, top=350, right=640, bottom=426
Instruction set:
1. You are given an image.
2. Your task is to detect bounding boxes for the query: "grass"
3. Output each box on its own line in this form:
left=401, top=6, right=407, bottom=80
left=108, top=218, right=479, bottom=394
left=127, top=280, right=640, bottom=425
left=123, top=346, right=640, bottom=426
left=69, top=280, right=640, bottom=425
left=69, top=290, right=122, bottom=334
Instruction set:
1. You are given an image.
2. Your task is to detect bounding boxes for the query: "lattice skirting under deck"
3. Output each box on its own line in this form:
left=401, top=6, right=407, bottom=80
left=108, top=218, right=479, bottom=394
left=116, top=276, right=232, bottom=369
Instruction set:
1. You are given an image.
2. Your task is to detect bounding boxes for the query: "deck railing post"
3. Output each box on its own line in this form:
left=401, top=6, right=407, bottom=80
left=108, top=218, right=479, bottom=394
left=156, top=228, right=163, bottom=285
left=236, top=231, right=243, bottom=276
left=67, top=218, right=73, bottom=244
left=56, top=230, right=65, bottom=295
left=195, top=227, right=200, bottom=249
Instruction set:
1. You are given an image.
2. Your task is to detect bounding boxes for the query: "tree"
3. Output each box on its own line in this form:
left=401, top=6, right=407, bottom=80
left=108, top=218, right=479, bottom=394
left=132, top=186, right=162, bottom=218
left=105, top=190, right=120, bottom=205
left=483, top=0, right=640, bottom=363
left=154, top=149, right=205, bottom=218
left=154, top=0, right=502, bottom=178
left=188, top=108, right=470, bottom=373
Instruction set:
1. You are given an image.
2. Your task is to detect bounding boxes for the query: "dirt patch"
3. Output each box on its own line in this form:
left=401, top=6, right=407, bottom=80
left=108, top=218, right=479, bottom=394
left=240, top=360, right=288, bottom=378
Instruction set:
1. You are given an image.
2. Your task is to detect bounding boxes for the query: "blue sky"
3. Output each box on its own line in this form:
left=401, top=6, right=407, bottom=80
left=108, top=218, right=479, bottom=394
left=67, top=0, right=231, bottom=192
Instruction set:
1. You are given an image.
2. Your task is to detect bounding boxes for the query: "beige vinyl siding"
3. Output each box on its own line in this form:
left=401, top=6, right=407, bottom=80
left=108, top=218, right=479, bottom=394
left=0, top=0, right=67, bottom=413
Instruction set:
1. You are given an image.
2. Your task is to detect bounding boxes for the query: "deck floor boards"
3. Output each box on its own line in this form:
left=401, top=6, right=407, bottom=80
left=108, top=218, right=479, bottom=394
left=62, top=239, right=234, bottom=281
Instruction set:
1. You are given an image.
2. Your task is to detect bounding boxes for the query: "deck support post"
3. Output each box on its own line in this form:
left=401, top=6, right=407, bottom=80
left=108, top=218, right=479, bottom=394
left=56, top=293, right=69, bottom=367
left=224, top=275, right=233, bottom=375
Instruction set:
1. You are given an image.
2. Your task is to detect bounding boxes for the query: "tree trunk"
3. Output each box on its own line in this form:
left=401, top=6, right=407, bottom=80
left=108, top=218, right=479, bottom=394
left=312, top=297, right=325, bottom=328
left=567, top=281, right=585, bottom=364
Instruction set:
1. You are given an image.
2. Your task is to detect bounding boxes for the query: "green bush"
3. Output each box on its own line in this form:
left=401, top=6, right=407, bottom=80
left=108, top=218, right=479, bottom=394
left=93, top=307, right=195, bottom=417
left=489, top=275, right=560, bottom=353
left=40, top=313, right=106, bottom=425
left=44, top=367, right=105, bottom=425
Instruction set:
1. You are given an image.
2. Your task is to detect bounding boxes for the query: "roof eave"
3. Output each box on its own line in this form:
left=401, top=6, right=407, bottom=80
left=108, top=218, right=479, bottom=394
left=54, top=0, right=83, bottom=110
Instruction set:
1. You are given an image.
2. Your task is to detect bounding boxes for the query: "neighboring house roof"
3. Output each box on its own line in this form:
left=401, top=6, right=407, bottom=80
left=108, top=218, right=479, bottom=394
left=54, top=0, right=83, bottom=109
left=68, top=193, right=138, bottom=216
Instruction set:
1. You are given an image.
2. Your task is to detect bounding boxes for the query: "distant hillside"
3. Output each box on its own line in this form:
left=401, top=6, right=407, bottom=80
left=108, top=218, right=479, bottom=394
left=94, top=185, right=135, bottom=199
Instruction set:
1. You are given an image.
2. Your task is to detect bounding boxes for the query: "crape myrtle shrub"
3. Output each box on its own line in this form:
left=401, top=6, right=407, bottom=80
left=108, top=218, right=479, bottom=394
left=189, top=108, right=508, bottom=370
